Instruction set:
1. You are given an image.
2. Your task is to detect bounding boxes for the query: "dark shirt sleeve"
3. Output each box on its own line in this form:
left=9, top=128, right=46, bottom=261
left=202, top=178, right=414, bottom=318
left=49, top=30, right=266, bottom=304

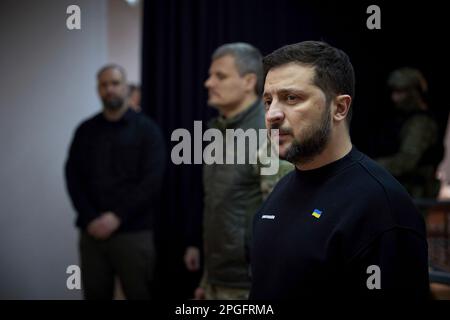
left=113, top=120, right=166, bottom=224
left=346, top=227, right=431, bottom=300
left=65, top=125, right=99, bottom=228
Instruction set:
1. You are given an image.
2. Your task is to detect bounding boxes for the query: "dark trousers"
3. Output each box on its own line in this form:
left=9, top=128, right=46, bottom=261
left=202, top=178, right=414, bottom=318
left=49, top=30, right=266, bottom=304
left=79, top=230, right=156, bottom=300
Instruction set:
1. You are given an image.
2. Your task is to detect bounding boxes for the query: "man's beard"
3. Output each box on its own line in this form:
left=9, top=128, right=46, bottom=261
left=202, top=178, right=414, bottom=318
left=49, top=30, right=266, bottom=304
left=275, top=106, right=332, bottom=165
left=102, top=96, right=124, bottom=111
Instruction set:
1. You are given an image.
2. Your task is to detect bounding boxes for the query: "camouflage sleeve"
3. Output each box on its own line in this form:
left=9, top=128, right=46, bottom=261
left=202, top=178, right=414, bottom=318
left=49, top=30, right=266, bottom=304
left=256, top=139, right=295, bottom=200
left=377, top=114, right=438, bottom=176
left=259, top=160, right=294, bottom=200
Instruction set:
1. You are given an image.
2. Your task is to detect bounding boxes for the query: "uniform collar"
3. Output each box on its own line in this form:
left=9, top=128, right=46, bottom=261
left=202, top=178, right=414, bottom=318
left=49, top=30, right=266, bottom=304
left=208, top=99, right=262, bottom=130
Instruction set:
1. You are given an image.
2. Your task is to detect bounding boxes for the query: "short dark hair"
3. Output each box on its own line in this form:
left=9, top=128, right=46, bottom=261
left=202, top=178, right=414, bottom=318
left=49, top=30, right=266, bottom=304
left=96, top=64, right=127, bottom=82
left=263, top=41, right=355, bottom=125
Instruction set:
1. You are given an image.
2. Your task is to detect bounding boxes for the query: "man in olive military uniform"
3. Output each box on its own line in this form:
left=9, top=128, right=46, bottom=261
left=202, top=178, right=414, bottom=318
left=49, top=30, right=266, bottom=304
left=183, top=43, right=293, bottom=300
left=376, top=67, right=443, bottom=199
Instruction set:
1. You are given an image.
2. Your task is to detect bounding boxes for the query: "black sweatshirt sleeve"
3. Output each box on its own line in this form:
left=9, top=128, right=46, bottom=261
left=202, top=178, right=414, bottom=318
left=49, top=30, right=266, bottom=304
left=65, top=125, right=99, bottom=228
left=346, top=227, right=431, bottom=300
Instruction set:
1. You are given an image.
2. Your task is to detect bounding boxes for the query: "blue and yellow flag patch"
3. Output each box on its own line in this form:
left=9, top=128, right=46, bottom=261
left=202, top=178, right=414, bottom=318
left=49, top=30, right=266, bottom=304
left=311, top=209, right=322, bottom=219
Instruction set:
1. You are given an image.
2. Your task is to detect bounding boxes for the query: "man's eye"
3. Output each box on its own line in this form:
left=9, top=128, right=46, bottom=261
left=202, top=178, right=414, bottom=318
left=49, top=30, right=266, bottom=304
left=286, top=95, right=298, bottom=103
left=264, top=100, right=272, bottom=110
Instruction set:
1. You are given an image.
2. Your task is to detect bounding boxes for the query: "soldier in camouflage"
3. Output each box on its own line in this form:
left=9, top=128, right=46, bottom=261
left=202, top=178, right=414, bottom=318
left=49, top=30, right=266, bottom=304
left=376, top=67, right=443, bottom=199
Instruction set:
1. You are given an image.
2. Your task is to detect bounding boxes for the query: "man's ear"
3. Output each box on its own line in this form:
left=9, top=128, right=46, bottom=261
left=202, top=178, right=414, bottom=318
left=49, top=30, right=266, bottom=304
left=333, top=94, right=352, bottom=123
left=244, top=73, right=257, bottom=92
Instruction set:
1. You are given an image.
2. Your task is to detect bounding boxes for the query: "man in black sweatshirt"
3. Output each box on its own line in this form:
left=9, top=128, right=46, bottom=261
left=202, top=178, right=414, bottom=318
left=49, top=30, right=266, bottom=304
left=65, top=64, right=166, bottom=299
left=249, top=41, right=430, bottom=300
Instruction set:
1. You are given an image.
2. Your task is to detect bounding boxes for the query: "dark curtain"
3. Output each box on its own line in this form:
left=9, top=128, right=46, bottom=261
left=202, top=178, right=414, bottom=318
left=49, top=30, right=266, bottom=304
left=141, top=0, right=447, bottom=299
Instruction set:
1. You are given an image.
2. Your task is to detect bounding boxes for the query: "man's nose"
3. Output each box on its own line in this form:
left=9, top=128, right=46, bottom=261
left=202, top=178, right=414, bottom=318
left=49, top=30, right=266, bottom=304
left=266, top=104, right=285, bottom=124
left=106, top=84, right=116, bottom=93
left=204, top=77, right=213, bottom=88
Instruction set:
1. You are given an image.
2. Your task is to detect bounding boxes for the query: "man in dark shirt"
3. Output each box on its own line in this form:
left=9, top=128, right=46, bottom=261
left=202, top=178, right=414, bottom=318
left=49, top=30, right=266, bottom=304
left=249, top=41, right=430, bottom=300
left=65, top=64, right=166, bottom=299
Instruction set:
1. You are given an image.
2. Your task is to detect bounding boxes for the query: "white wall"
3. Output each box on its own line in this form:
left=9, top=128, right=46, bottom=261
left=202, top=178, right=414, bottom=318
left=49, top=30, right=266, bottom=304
left=0, top=0, right=110, bottom=299
left=108, top=0, right=142, bottom=83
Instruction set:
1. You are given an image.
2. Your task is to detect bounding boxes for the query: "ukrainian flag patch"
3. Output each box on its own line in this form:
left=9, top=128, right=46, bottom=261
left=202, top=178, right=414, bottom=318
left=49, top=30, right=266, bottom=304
left=311, top=209, right=322, bottom=219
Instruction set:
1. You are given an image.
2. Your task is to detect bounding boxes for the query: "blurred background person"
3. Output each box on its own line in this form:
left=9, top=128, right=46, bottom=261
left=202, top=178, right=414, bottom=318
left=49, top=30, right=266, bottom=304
left=128, top=83, right=142, bottom=112
left=183, top=43, right=264, bottom=300
left=65, top=64, right=165, bottom=300
left=183, top=43, right=292, bottom=300
left=375, top=67, right=444, bottom=199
